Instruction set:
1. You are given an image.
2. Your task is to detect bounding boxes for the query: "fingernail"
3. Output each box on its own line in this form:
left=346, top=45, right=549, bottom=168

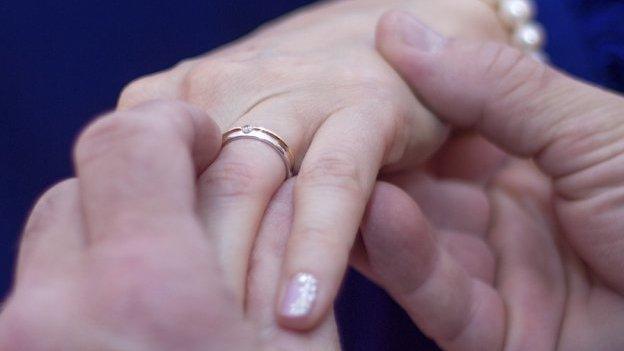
left=395, top=12, right=444, bottom=51
left=279, top=273, right=318, bottom=318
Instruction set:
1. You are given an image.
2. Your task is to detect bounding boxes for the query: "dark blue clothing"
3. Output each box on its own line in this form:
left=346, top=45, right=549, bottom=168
left=1, top=1, right=623, bottom=349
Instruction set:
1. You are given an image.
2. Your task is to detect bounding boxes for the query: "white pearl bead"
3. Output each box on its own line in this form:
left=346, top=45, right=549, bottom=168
left=512, top=22, right=545, bottom=51
left=498, top=0, right=535, bottom=27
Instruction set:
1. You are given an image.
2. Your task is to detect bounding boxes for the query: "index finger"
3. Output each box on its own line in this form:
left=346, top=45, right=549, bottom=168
left=73, top=100, right=221, bottom=245
left=376, top=11, right=624, bottom=180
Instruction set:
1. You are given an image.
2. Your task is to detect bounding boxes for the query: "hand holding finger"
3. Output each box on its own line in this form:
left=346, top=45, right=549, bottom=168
left=355, top=183, right=505, bottom=351
left=376, top=9, right=624, bottom=294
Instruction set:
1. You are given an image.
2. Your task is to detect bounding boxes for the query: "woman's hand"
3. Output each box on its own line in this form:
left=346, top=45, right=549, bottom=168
left=0, top=101, right=339, bottom=351
left=115, top=0, right=506, bottom=329
left=354, top=12, right=624, bottom=351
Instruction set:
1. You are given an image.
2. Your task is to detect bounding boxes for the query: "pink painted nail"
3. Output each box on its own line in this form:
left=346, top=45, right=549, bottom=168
left=280, top=273, right=318, bottom=318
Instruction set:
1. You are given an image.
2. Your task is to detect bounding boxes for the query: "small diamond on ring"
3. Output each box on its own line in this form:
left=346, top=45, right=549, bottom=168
left=242, top=125, right=253, bottom=134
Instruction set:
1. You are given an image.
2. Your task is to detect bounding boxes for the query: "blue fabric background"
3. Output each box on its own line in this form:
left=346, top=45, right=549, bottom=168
left=1, top=1, right=623, bottom=349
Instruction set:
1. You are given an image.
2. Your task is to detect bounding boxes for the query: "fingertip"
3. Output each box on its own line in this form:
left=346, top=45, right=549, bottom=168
left=363, top=181, right=428, bottom=238
left=276, top=271, right=324, bottom=331
left=376, top=11, right=444, bottom=96
left=375, top=10, right=408, bottom=50
left=375, top=11, right=417, bottom=68
left=135, top=99, right=223, bottom=173
left=361, top=182, right=438, bottom=293
left=159, top=100, right=223, bottom=173
left=275, top=243, right=344, bottom=331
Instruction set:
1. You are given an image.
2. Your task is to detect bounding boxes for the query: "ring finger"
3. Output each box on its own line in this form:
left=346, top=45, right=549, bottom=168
left=197, top=95, right=314, bottom=301
left=276, top=105, right=395, bottom=329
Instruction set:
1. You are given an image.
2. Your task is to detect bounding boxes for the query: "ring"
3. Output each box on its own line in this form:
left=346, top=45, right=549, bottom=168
left=222, top=125, right=294, bottom=179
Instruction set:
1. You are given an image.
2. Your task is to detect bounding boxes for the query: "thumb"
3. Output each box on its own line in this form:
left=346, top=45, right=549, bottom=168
left=376, top=11, right=624, bottom=188
left=376, top=11, right=624, bottom=293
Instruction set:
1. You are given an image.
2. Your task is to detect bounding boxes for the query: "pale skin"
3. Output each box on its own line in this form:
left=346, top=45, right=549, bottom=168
left=352, top=12, right=624, bottom=351
left=2, top=4, right=624, bottom=351
left=0, top=101, right=341, bottom=351
left=115, top=0, right=507, bottom=330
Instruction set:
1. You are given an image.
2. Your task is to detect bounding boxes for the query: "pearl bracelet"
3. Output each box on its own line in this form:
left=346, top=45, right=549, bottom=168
left=482, top=0, right=546, bottom=56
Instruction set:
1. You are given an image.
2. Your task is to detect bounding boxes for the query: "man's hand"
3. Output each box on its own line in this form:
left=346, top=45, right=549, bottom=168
left=353, top=11, right=624, bottom=351
left=0, top=101, right=339, bottom=351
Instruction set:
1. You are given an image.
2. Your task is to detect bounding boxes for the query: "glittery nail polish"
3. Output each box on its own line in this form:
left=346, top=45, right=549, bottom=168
left=280, top=273, right=318, bottom=318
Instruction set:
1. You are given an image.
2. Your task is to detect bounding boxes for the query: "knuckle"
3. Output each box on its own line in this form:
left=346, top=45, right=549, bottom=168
left=342, top=82, right=405, bottom=124
left=74, top=115, right=142, bottom=167
left=480, top=42, right=525, bottom=82
left=357, top=84, right=397, bottom=106
left=340, top=74, right=396, bottom=101
left=23, top=179, right=78, bottom=237
left=135, top=99, right=198, bottom=134
left=199, top=159, right=264, bottom=199
left=140, top=99, right=195, bottom=119
left=297, top=151, right=364, bottom=198
left=332, top=55, right=392, bottom=85
left=118, top=75, right=165, bottom=109
left=74, top=108, right=187, bottom=169
left=182, top=59, right=244, bottom=100
left=474, top=42, right=558, bottom=140
left=480, top=42, right=552, bottom=105
left=354, top=96, right=403, bottom=130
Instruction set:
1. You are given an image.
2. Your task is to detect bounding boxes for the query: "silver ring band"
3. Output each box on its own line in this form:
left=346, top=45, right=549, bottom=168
left=222, top=125, right=294, bottom=179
